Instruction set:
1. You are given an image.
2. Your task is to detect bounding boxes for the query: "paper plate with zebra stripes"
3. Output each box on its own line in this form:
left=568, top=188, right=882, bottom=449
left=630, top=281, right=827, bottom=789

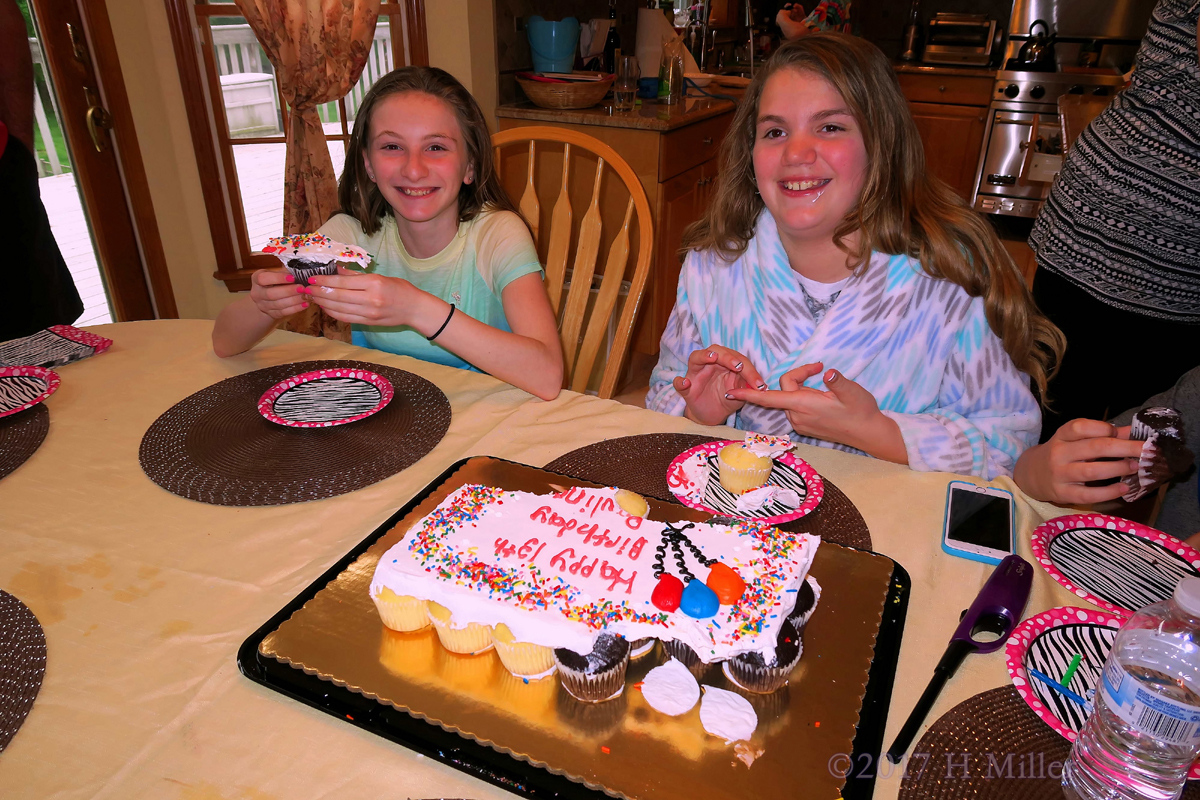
left=257, top=367, right=393, bottom=428
left=1031, top=513, right=1200, bottom=617
left=665, top=439, right=824, bottom=524
left=0, top=366, right=60, bottom=420
left=0, top=325, right=112, bottom=368
left=1004, top=605, right=1200, bottom=779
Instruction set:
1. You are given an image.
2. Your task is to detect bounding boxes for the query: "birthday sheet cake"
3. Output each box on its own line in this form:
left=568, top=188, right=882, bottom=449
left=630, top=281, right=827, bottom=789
left=371, top=484, right=819, bottom=665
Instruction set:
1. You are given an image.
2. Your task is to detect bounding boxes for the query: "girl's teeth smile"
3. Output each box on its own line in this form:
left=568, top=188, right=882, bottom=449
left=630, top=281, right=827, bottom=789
left=782, top=179, right=830, bottom=191
left=400, top=187, right=435, bottom=197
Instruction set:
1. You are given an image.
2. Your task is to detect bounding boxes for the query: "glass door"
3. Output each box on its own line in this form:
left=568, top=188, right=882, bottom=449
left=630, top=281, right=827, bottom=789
left=23, top=1, right=112, bottom=326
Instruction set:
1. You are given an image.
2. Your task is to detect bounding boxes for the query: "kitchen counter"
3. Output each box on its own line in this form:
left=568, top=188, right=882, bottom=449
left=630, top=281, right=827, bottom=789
left=893, top=61, right=998, bottom=78
left=496, top=95, right=736, bottom=132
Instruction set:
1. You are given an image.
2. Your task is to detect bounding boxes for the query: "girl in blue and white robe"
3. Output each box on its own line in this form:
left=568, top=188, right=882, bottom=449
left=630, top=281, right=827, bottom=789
left=647, top=210, right=1041, bottom=479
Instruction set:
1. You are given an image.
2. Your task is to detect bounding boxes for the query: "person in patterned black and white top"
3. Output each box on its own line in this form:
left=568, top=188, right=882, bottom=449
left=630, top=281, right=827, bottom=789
left=646, top=35, right=1065, bottom=479
left=1029, top=0, right=1200, bottom=440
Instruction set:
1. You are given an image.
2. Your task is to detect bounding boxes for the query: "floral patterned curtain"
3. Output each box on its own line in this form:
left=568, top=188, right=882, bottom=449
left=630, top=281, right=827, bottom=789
left=235, top=0, right=380, bottom=340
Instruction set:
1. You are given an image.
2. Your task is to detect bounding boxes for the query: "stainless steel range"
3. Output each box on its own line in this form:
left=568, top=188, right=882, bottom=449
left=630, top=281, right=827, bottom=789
left=971, top=70, right=1126, bottom=217
left=969, top=0, right=1156, bottom=218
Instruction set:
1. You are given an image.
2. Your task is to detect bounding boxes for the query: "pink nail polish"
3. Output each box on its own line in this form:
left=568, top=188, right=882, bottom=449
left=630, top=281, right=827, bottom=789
left=301, top=301, right=309, bottom=308
left=286, top=274, right=295, bottom=283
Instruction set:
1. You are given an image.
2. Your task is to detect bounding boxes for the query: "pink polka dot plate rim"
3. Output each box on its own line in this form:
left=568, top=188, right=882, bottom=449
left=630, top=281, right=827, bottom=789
left=257, top=368, right=394, bottom=429
left=1004, top=605, right=1200, bottom=779
left=47, top=325, right=113, bottom=356
left=1030, top=513, right=1200, bottom=618
left=665, top=439, right=824, bottom=524
left=0, top=366, right=60, bottom=420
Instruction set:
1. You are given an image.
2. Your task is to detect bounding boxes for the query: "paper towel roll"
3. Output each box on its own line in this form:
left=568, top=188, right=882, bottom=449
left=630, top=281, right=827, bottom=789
left=635, top=8, right=699, bottom=76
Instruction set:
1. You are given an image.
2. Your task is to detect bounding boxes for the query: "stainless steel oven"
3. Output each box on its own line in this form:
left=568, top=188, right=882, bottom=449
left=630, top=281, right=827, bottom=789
left=972, top=71, right=1125, bottom=218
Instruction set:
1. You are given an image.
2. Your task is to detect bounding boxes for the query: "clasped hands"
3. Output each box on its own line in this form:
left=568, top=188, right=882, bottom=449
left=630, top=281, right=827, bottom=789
left=249, top=266, right=423, bottom=327
left=672, top=345, right=903, bottom=460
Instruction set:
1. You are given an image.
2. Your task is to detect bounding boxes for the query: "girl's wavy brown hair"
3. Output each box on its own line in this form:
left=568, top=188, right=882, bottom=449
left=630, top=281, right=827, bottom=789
left=339, top=66, right=519, bottom=235
left=683, top=34, right=1065, bottom=400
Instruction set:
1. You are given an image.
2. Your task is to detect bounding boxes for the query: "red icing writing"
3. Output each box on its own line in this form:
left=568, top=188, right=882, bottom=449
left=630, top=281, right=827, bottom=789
left=591, top=498, right=615, bottom=519
left=599, top=561, right=636, bottom=594
left=548, top=512, right=577, bottom=538
left=494, top=538, right=517, bottom=558
left=530, top=506, right=551, bottom=523
left=568, top=555, right=598, bottom=577
left=624, top=514, right=643, bottom=530
left=561, top=486, right=587, bottom=505
left=628, top=537, right=648, bottom=561
left=550, top=547, right=574, bottom=571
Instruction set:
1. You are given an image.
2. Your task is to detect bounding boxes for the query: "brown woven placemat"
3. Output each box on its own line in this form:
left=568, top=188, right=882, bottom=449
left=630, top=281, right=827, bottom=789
left=0, top=590, right=46, bottom=752
left=0, top=404, right=49, bottom=481
left=543, top=433, right=871, bottom=550
left=139, top=360, right=451, bottom=506
left=898, top=685, right=1200, bottom=799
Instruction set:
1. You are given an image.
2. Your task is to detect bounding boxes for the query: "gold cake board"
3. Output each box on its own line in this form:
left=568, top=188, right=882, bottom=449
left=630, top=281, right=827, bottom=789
left=244, top=457, right=906, bottom=800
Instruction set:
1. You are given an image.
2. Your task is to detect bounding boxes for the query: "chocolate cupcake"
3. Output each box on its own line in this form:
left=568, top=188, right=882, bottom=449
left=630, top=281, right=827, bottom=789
left=285, top=257, right=339, bottom=286
left=628, top=637, right=657, bottom=660
left=554, top=632, right=630, bottom=703
left=555, top=680, right=628, bottom=737
left=1124, top=407, right=1195, bottom=501
left=785, top=576, right=821, bottom=631
left=661, top=638, right=714, bottom=681
left=723, top=617, right=803, bottom=694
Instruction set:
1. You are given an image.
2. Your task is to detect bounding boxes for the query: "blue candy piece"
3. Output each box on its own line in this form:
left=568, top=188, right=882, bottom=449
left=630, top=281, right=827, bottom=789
left=680, top=580, right=720, bottom=619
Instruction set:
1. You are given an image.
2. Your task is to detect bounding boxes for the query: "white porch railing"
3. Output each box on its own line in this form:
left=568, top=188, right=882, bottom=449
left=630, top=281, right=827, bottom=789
left=28, top=37, right=67, bottom=177
left=211, top=21, right=394, bottom=135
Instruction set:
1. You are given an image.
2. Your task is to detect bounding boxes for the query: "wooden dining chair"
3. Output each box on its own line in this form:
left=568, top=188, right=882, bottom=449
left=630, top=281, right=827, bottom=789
left=492, top=126, right=654, bottom=400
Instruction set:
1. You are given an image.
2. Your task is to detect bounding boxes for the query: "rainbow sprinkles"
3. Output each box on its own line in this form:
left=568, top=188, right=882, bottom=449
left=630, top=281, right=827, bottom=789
left=372, top=483, right=819, bottom=662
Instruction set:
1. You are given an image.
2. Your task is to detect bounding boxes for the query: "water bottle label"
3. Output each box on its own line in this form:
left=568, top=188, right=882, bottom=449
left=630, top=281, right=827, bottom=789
left=1102, top=660, right=1200, bottom=745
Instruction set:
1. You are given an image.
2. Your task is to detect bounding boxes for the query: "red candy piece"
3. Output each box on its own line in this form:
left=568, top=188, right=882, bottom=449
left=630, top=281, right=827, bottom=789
left=705, top=562, right=746, bottom=604
left=651, top=574, right=684, bottom=612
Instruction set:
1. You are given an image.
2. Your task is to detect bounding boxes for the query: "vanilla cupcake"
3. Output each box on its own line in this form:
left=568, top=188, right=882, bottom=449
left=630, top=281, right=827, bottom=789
left=554, top=632, right=630, bottom=703
left=717, top=444, right=773, bottom=495
left=371, top=587, right=432, bottom=632
left=493, top=623, right=556, bottom=679
left=615, top=488, right=650, bottom=518
left=426, top=600, right=494, bottom=655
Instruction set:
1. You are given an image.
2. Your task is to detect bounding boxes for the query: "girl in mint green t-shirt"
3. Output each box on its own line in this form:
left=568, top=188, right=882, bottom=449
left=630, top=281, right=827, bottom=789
left=212, top=68, right=563, bottom=400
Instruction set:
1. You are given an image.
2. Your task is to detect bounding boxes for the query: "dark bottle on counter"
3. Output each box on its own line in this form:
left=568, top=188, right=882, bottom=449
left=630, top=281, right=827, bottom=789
left=603, top=0, right=621, bottom=74
left=899, top=0, right=922, bottom=61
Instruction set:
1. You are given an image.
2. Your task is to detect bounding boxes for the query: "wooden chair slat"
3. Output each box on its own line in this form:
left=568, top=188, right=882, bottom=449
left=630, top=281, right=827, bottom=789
left=519, top=140, right=540, bottom=242
left=491, top=126, right=654, bottom=399
left=544, top=142, right=572, bottom=317
left=573, top=197, right=633, bottom=394
left=559, top=157, right=605, bottom=373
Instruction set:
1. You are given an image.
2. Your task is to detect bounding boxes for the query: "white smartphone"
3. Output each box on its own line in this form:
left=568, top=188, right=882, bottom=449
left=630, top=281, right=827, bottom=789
left=941, top=481, right=1015, bottom=566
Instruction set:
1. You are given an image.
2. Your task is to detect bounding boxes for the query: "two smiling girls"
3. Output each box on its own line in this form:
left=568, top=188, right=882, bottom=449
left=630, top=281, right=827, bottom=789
left=215, top=38, right=1062, bottom=479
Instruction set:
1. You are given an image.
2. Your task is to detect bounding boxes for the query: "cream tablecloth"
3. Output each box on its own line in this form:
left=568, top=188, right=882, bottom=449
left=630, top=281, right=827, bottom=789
left=0, top=320, right=1085, bottom=799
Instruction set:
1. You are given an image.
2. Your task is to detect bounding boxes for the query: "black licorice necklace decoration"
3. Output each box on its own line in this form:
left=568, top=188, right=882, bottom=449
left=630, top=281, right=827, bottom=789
left=650, top=522, right=746, bottom=618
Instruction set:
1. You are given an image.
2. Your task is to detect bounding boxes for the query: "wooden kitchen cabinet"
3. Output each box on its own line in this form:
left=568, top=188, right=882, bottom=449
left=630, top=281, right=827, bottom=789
left=908, top=102, right=989, bottom=199
left=496, top=102, right=733, bottom=359
left=897, top=70, right=993, bottom=201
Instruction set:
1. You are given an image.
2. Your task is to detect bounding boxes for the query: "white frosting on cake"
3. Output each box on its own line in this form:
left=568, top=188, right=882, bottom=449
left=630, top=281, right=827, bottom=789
left=699, top=686, right=757, bottom=743
left=642, top=658, right=701, bottom=716
left=668, top=451, right=710, bottom=503
left=371, top=485, right=819, bottom=662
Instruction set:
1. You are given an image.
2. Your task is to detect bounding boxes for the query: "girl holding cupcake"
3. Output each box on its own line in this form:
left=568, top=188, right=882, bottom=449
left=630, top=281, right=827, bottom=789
left=212, top=67, right=563, bottom=401
left=646, top=35, right=1065, bottom=479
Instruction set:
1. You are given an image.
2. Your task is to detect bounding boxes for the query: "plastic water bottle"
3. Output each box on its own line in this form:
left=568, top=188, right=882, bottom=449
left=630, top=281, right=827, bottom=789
left=1063, top=577, right=1200, bottom=800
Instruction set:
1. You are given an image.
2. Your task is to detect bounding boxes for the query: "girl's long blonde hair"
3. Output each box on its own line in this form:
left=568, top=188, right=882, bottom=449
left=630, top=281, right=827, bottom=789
left=683, top=34, right=1064, bottom=400
left=339, top=66, right=519, bottom=236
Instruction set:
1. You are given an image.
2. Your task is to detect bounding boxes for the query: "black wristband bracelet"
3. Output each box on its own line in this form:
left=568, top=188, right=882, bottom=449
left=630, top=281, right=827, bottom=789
left=427, top=303, right=455, bottom=341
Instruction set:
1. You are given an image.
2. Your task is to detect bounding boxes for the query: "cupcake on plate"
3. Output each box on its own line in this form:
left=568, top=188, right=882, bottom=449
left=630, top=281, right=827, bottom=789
left=554, top=632, right=630, bottom=703
left=426, top=600, right=494, bottom=655
left=717, top=444, right=773, bottom=496
left=627, top=637, right=657, bottom=660
left=492, top=623, right=556, bottom=680
left=371, top=587, right=432, bottom=632
left=722, top=617, right=803, bottom=694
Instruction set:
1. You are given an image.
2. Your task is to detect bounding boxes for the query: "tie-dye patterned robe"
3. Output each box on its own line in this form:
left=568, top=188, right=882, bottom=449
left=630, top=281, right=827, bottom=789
left=646, top=210, right=1040, bottom=479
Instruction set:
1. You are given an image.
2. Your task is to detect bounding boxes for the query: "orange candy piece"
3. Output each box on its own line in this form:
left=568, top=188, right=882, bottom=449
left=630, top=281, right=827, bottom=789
left=705, top=562, right=746, bottom=604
